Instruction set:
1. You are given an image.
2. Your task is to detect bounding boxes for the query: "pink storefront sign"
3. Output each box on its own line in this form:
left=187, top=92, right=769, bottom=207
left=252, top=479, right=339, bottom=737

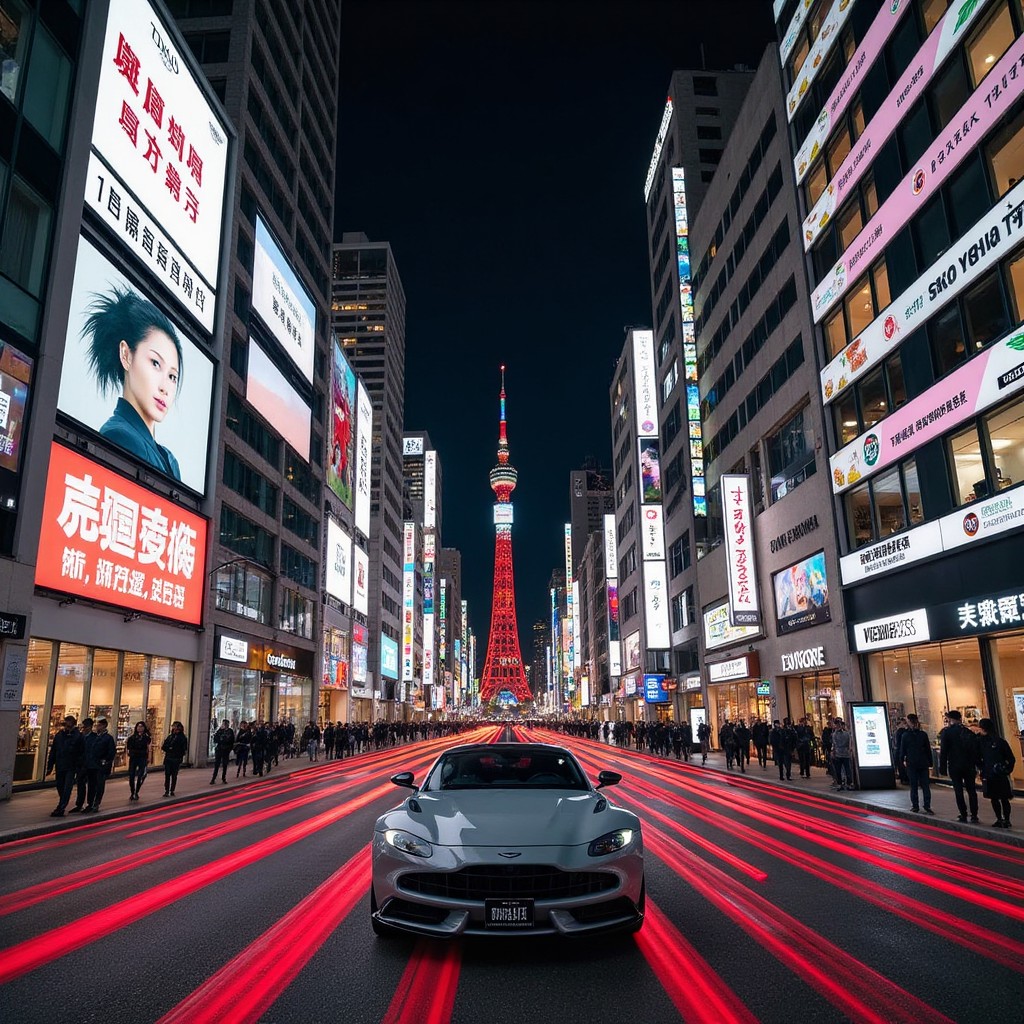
left=793, top=0, right=913, bottom=185
left=812, top=31, right=1024, bottom=323
left=803, top=0, right=995, bottom=249
left=829, top=330, right=1024, bottom=495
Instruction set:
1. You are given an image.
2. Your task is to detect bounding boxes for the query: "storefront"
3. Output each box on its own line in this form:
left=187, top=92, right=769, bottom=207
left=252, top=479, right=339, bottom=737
left=705, top=653, right=770, bottom=732
left=16, top=637, right=193, bottom=784
left=777, top=643, right=844, bottom=739
left=319, top=624, right=350, bottom=724
left=210, top=630, right=314, bottom=755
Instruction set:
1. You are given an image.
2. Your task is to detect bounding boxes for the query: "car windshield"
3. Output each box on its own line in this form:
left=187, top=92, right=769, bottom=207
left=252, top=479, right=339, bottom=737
left=428, top=750, right=589, bottom=791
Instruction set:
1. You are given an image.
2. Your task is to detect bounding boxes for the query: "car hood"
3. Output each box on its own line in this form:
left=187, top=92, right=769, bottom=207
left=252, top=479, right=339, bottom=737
left=376, top=789, right=637, bottom=848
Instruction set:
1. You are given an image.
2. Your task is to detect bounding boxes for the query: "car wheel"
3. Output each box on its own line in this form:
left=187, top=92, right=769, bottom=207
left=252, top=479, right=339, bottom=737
left=628, top=877, right=646, bottom=934
left=370, top=886, right=396, bottom=938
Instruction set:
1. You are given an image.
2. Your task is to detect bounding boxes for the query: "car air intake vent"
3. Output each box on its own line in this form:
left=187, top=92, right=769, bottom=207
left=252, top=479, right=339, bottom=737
left=399, top=865, right=618, bottom=901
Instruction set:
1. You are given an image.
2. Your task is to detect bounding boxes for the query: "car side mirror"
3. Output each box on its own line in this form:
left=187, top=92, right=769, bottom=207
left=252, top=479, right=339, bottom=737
left=596, top=770, right=621, bottom=790
left=390, top=771, right=416, bottom=789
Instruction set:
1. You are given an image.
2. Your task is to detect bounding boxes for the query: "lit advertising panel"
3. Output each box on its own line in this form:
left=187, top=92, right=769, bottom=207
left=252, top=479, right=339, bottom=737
left=640, top=506, right=665, bottom=561
left=830, top=330, right=1024, bottom=495
left=632, top=330, right=657, bottom=437
left=88, top=0, right=229, bottom=330
left=624, top=630, right=641, bottom=672
left=673, top=168, right=705, bottom=517
left=328, top=338, right=355, bottom=508
left=801, top=0, right=991, bottom=239
left=353, top=544, right=369, bottom=615
left=785, top=0, right=855, bottom=122
left=644, top=673, right=669, bottom=704
left=821, top=177, right=1024, bottom=406
left=251, top=215, right=316, bottom=383
left=354, top=382, right=372, bottom=537
left=643, top=560, right=671, bottom=648
left=58, top=234, right=214, bottom=495
left=494, top=503, right=513, bottom=524
left=246, top=338, right=310, bottom=461
left=0, top=340, right=32, bottom=510
left=850, top=703, right=894, bottom=770
left=572, top=580, right=581, bottom=680
left=35, top=442, right=207, bottom=625
left=439, top=578, right=447, bottom=662
left=424, top=450, right=437, bottom=529
left=352, top=622, right=367, bottom=684
left=773, top=550, right=831, bottom=635
left=793, top=0, right=913, bottom=184
left=643, top=98, right=673, bottom=202
left=422, top=612, right=434, bottom=686
left=779, top=0, right=813, bottom=65
left=721, top=475, right=761, bottom=626
left=812, top=30, right=1024, bottom=323
left=403, top=436, right=424, bottom=456
left=402, top=522, right=415, bottom=683
left=564, top=523, right=574, bottom=676
left=639, top=439, right=662, bottom=503
left=325, top=519, right=352, bottom=606
left=604, top=513, right=618, bottom=578
left=703, top=600, right=760, bottom=651
left=380, top=633, right=399, bottom=679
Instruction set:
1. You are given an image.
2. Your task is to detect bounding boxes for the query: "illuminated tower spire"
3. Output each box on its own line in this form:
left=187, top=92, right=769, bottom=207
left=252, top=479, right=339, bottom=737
left=479, top=366, right=532, bottom=705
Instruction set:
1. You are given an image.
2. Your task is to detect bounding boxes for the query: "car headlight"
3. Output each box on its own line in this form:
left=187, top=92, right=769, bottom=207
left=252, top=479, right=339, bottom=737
left=588, top=828, right=635, bottom=857
left=384, top=829, right=433, bottom=858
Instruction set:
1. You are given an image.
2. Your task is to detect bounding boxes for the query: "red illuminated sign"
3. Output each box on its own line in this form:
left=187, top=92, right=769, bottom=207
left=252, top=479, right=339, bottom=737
left=35, top=443, right=207, bottom=625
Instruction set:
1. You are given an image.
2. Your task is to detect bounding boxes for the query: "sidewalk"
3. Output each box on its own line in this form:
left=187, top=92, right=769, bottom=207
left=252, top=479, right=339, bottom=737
left=2, top=744, right=1021, bottom=849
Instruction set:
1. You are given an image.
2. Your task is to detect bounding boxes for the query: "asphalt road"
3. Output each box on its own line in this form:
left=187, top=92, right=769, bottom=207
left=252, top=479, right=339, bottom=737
left=1, top=724, right=1022, bottom=1024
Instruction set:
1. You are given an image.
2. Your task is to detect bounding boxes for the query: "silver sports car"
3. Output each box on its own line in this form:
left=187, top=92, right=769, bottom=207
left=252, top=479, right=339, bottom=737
left=370, top=742, right=644, bottom=937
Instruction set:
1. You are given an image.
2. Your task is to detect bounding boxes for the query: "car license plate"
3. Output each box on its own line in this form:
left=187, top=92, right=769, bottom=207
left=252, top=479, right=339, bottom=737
left=485, top=899, right=534, bottom=929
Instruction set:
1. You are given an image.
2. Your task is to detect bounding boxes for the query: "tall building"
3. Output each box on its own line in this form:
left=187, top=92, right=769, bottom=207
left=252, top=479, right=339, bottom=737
left=779, top=0, right=1024, bottom=784
left=331, top=234, right=406, bottom=713
left=642, top=69, right=755, bottom=716
left=479, top=368, right=531, bottom=705
left=575, top=529, right=612, bottom=711
left=690, top=45, right=860, bottom=738
left=171, top=0, right=343, bottom=751
left=437, top=547, right=463, bottom=710
left=568, top=460, right=614, bottom=568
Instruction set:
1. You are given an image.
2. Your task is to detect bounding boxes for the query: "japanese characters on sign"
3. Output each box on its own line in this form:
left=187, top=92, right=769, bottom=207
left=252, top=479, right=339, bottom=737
left=354, top=382, right=372, bottom=538
left=35, top=443, right=207, bottom=625
left=325, top=519, right=352, bottom=606
left=721, top=474, right=761, bottom=626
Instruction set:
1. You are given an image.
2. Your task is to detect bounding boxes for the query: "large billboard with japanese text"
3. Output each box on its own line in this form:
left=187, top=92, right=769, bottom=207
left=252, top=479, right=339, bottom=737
left=246, top=338, right=311, bottom=461
left=355, top=382, right=372, bottom=538
left=721, top=474, right=761, bottom=626
left=326, top=518, right=352, bottom=606
left=57, top=234, right=215, bottom=495
left=251, top=215, right=316, bottom=383
left=35, top=443, right=207, bottom=625
left=88, top=0, right=229, bottom=334
left=328, top=338, right=355, bottom=508
left=773, top=550, right=831, bottom=636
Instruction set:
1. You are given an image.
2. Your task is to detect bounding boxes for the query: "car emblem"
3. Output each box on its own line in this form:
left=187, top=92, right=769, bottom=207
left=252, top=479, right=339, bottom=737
left=498, top=851, right=522, bottom=859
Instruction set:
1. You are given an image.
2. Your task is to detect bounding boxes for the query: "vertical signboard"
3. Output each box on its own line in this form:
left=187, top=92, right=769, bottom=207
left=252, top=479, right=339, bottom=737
left=352, top=544, right=369, bottom=615
left=422, top=530, right=435, bottom=688
left=325, top=519, right=352, bottom=606
left=402, top=522, right=415, bottom=683
left=632, top=330, right=657, bottom=438
left=328, top=337, right=356, bottom=508
left=721, top=474, right=761, bottom=626
left=604, top=512, right=621, bottom=677
left=643, top=561, right=671, bottom=648
left=424, top=450, right=437, bottom=529
left=643, top=98, right=673, bottom=202
left=564, top=523, right=574, bottom=677
left=354, top=382, right=372, bottom=538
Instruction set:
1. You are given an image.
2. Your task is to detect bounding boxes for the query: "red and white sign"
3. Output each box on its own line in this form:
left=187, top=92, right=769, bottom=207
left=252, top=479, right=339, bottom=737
left=721, top=474, right=760, bottom=627
left=35, top=443, right=207, bottom=625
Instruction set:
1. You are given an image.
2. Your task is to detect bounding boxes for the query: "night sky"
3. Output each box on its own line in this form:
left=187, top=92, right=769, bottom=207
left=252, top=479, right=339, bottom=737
left=334, top=0, right=776, bottom=674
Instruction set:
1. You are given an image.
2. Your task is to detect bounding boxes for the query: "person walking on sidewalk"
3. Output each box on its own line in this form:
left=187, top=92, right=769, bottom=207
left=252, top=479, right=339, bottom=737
left=795, top=717, right=815, bottom=778
left=770, top=719, right=797, bottom=781
left=734, top=720, right=751, bottom=772
left=898, top=713, right=934, bottom=814
left=86, top=718, right=117, bottom=812
left=68, top=717, right=94, bottom=813
left=234, top=722, right=251, bottom=777
left=210, top=720, right=235, bottom=785
left=977, top=718, right=1016, bottom=828
left=831, top=719, right=854, bottom=790
left=161, top=721, right=188, bottom=796
left=752, top=718, right=770, bottom=769
left=126, top=721, right=151, bottom=801
left=697, top=720, right=711, bottom=764
left=939, top=710, right=980, bottom=823
left=46, top=715, right=84, bottom=817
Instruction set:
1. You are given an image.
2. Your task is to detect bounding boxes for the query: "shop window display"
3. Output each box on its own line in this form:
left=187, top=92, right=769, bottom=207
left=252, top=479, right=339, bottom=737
left=88, top=647, right=118, bottom=735
left=119, top=654, right=147, bottom=768
left=990, top=632, right=1024, bottom=789
left=16, top=638, right=54, bottom=781
left=209, top=666, right=259, bottom=755
left=278, top=674, right=312, bottom=727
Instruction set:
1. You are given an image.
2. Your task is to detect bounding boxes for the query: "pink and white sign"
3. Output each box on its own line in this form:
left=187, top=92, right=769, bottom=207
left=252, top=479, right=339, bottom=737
left=802, top=0, right=992, bottom=244
left=821, top=177, right=1024, bottom=405
left=786, top=0, right=857, bottom=123
left=830, top=331, right=1024, bottom=495
left=721, top=474, right=761, bottom=626
left=812, top=31, right=1024, bottom=322
left=793, top=0, right=912, bottom=183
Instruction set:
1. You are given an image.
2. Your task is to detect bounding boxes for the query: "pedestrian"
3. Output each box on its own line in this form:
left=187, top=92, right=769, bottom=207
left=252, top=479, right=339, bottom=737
left=720, top=720, right=737, bottom=770
left=697, top=720, right=711, bottom=764
left=324, top=721, right=336, bottom=760
left=251, top=721, right=268, bottom=776
left=892, top=717, right=909, bottom=784
left=126, top=721, right=151, bottom=801
left=752, top=717, right=770, bottom=769
left=938, top=710, right=980, bottom=823
left=734, top=719, right=751, bottom=773
left=898, top=713, right=934, bottom=814
left=302, top=720, right=321, bottom=761
left=770, top=718, right=797, bottom=781
left=210, top=719, right=235, bottom=785
left=831, top=718, right=854, bottom=790
left=680, top=720, right=693, bottom=761
left=977, top=718, right=1015, bottom=828
left=670, top=722, right=683, bottom=760
left=45, top=715, right=85, bottom=817
left=86, top=718, right=117, bottom=812
left=161, top=721, right=187, bottom=796
left=821, top=719, right=834, bottom=778
left=68, top=717, right=94, bottom=813
left=234, top=721, right=251, bottom=777
left=795, top=717, right=814, bottom=778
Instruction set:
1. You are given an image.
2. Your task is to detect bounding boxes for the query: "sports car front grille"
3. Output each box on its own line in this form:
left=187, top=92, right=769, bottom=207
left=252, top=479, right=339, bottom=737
left=399, top=865, right=618, bottom=901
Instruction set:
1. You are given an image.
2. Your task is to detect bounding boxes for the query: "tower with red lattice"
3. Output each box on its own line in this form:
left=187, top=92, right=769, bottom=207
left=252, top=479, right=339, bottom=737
left=479, top=367, right=532, bottom=705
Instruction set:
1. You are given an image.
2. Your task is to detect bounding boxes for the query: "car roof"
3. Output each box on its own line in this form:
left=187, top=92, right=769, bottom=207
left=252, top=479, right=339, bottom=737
left=439, top=743, right=574, bottom=758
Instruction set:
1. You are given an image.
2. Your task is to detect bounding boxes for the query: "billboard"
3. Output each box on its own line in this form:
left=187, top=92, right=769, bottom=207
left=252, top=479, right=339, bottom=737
left=88, top=0, right=229, bottom=332
left=639, top=440, right=662, bottom=503
left=604, top=513, right=618, bottom=578
left=624, top=630, right=641, bottom=671
left=58, top=234, right=214, bottom=495
left=424, top=450, right=437, bottom=529
left=644, top=673, right=669, bottom=704
left=773, top=550, right=831, bottom=636
left=251, top=215, right=316, bottom=383
left=640, top=506, right=665, bottom=562
left=643, top=560, right=671, bottom=648
left=703, top=600, right=760, bottom=651
left=354, top=382, right=372, bottom=537
left=632, top=330, right=657, bottom=437
left=246, top=338, right=310, bottom=461
left=325, top=519, right=352, bottom=606
left=402, top=522, right=416, bottom=683
left=352, top=623, right=368, bottom=684
left=721, top=474, right=760, bottom=626
left=328, top=338, right=355, bottom=508
left=0, top=341, right=33, bottom=510
left=380, top=633, right=399, bottom=679
left=353, top=544, right=369, bottom=615
left=35, top=442, right=208, bottom=625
